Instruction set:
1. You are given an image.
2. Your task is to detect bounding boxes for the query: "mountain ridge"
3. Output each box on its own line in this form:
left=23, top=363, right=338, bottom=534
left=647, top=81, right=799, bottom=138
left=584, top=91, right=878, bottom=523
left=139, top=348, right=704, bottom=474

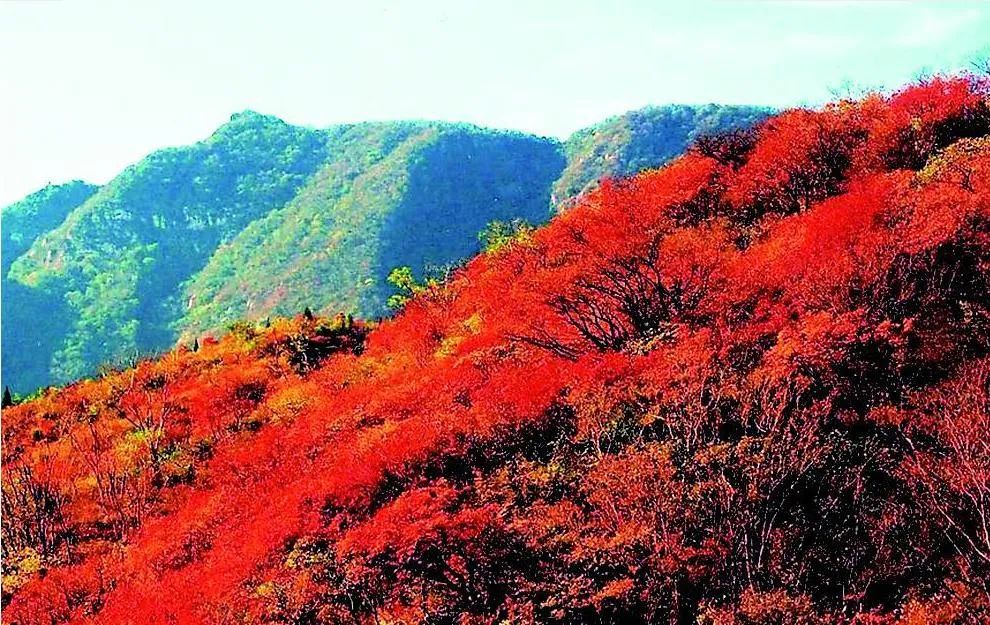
left=2, top=104, right=768, bottom=392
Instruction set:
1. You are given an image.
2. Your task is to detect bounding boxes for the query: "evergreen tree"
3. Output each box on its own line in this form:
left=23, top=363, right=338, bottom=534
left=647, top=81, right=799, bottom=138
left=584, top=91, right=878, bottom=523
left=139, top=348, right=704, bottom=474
left=2, top=385, right=13, bottom=408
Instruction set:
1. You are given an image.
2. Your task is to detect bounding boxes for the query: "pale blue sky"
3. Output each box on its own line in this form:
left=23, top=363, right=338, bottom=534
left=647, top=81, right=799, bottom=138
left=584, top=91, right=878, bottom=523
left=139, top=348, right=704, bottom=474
left=2, top=0, right=987, bottom=206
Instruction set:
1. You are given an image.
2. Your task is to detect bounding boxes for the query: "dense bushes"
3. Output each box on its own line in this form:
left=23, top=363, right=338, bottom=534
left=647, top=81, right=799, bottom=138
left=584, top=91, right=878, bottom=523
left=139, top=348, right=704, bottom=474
left=3, top=76, right=990, bottom=624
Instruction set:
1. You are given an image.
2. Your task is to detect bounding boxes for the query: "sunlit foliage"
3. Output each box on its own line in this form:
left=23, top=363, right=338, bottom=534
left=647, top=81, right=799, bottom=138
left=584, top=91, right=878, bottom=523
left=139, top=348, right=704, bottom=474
left=3, top=76, right=990, bottom=624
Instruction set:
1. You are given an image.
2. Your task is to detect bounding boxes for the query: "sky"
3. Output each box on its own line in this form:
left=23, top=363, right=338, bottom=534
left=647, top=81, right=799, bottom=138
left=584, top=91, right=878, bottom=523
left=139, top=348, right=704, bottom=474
left=1, top=0, right=988, bottom=206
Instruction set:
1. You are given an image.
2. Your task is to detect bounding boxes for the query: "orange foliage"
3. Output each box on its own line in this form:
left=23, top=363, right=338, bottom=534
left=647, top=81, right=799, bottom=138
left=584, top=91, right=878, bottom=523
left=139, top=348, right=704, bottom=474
left=3, top=75, right=990, bottom=624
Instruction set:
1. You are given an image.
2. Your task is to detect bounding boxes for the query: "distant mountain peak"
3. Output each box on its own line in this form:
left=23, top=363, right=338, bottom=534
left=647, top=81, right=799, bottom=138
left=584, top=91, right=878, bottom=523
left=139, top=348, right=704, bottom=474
left=212, top=110, right=292, bottom=137
left=228, top=109, right=278, bottom=123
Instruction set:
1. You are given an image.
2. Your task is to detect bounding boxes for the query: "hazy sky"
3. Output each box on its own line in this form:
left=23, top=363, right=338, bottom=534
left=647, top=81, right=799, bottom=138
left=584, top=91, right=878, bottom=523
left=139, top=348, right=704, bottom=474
left=2, top=0, right=988, bottom=206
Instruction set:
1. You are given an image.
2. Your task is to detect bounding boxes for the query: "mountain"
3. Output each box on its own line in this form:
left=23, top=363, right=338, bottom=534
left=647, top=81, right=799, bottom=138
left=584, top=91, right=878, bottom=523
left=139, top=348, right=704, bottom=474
left=6, top=112, right=333, bottom=390
left=180, top=107, right=770, bottom=337
left=3, top=76, right=989, bottom=624
left=551, top=104, right=770, bottom=209
left=2, top=105, right=766, bottom=393
left=177, top=122, right=564, bottom=337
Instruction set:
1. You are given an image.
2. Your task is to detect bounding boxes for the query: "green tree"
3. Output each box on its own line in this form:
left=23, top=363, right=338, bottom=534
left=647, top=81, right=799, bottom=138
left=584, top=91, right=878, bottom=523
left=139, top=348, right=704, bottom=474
left=386, top=266, right=425, bottom=310
left=478, top=219, right=535, bottom=253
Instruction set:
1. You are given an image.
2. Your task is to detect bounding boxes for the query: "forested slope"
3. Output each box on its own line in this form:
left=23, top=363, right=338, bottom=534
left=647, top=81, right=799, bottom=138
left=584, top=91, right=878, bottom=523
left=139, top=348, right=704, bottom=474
left=552, top=104, right=770, bottom=209
left=3, top=76, right=989, bottom=624
left=178, top=123, right=564, bottom=336
left=7, top=112, right=332, bottom=388
left=2, top=181, right=99, bottom=389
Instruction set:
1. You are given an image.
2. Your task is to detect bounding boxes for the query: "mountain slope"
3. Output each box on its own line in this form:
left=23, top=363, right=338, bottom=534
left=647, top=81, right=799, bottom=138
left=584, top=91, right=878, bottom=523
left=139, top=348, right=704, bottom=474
left=178, top=123, right=564, bottom=337
left=2, top=181, right=99, bottom=391
left=552, top=104, right=770, bottom=209
left=1, top=180, right=98, bottom=274
left=6, top=112, right=332, bottom=389
left=3, top=77, right=989, bottom=624
left=180, top=106, right=766, bottom=335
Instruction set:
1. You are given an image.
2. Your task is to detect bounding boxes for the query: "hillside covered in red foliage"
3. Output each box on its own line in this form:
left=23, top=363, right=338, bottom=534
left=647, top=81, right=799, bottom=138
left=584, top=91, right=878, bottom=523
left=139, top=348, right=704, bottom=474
left=3, top=76, right=990, bottom=624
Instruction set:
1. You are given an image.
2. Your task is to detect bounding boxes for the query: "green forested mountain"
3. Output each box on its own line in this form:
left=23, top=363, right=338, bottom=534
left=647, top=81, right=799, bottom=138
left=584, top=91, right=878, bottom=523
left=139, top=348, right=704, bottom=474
left=1, top=181, right=98, bottom=273
left=2, top=181, right=99, bottom=392
left=7, top=112, right=332, bottom=389
left=179, top=123, right=564, bottom=337
left=2, top=104, right=765, bottom=392
left=552, top=104, right=770, bottom=209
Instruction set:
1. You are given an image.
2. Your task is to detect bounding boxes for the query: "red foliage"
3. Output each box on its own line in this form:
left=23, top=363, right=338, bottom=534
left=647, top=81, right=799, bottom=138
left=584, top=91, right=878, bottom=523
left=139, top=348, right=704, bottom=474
left=3, top=75, right=990, bottom=624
